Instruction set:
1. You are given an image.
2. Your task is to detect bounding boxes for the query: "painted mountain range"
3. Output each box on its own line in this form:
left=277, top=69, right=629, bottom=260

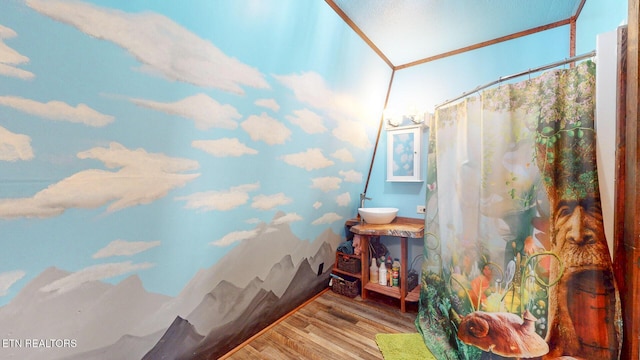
left=0, top=213, right=341, bottom=360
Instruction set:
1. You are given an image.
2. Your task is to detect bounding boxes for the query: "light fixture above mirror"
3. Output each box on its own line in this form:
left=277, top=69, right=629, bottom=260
left=384, top=107, right=432, bottom=128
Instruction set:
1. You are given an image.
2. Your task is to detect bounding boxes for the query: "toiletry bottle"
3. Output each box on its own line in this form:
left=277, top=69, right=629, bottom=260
left=386, top=256, right=393, bottom=286
left=392, top=259, right=400, bottom=287
left=391, top=266, right=399, bottom=287
left=370, top=256, right=378, bottom=284
left=378, top=259, right=387, bottom=286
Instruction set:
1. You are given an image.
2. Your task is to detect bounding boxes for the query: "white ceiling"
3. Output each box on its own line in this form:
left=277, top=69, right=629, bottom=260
left=330, top=0, right=584, bottom=68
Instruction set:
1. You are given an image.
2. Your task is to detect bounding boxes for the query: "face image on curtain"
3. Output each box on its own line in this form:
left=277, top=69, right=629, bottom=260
left=416, top=61, right=622, bottom=360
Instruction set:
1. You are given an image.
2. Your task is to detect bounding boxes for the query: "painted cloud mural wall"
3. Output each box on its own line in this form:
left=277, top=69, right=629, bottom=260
left=0, top=1, right=390, bottom=358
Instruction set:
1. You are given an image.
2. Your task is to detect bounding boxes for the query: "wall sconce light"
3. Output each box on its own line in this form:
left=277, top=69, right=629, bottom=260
left=387, top=117, right=401, bottom=127
left=408, top=113, right=423, bottom=124
left=384, top=108, right=432, bottom=127
left=384, top=109, right=401, bottom=127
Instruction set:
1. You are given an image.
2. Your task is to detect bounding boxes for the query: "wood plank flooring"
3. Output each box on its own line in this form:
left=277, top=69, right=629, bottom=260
left=222, top=288, right=419, bottom=360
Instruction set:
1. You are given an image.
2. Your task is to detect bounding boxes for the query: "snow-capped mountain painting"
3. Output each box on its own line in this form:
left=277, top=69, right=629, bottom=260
left=0, top=215, right=340, bottom=359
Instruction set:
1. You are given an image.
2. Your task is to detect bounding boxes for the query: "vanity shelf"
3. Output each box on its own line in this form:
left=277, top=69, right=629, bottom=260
left=363, top=282, right=420, bottom=302
left=333, top=252, right=362, bottom=279
left=348, top=216, right=424, bottom=312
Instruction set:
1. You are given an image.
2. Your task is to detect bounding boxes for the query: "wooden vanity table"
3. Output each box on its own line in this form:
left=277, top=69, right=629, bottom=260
left=347, top=216, right=424, bottom=312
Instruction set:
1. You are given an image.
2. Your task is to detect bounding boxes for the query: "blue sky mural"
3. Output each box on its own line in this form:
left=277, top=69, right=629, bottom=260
left=0, top=0, right=390, bottom=307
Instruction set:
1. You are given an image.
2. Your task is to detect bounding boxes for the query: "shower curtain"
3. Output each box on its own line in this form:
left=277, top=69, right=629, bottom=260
left=416, top=61, right=622, bottom=359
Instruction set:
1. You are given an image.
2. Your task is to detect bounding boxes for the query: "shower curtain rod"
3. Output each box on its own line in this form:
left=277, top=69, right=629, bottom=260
left=434, top=50, right=596, bottom=110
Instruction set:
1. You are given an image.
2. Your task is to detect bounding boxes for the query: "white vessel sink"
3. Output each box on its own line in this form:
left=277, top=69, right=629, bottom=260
left=358, top=207, right=399, bottom=224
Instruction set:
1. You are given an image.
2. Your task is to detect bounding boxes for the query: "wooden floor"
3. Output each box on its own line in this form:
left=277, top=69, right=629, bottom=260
left=222, top=288, right=419, bottom=360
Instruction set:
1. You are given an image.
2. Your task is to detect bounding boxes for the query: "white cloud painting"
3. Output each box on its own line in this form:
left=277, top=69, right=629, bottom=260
left=281, top=148, right=334, bottom=171
left=26, top=0, right=270, bottom=94
left=39, top=261, right=154, bottom=294
left=286, top=108, right=327, bottom=134
left=0, top=271, right=25, bottom=296
left=311, top=212, right=342, bottom=225
left=331, top=148, right=355, bottom=162
left=255, top=98, right=280, bottom=112
left=0, top=142, right=200, bottom=218
left=241, top=112, right=292, bottom=145
left=0, top=24, right=34, bottom=79
left=192, top=138, right=258, bottom=157
left=311, top=177, right=342, bottom=192
left=210, top=229, right=260, bottom=247
left=177, top=183, right=260, bottom=212
left=0, top=126, right=34, bottom=162
left=93, top=239, right=161, bottom=259
left=130, top=94, right=242, bottom=130
left=251, top=193, right=292, bottom=210
left=272, top=212, right=303, bottom=225
left=0, top=96, right=114, bottom=127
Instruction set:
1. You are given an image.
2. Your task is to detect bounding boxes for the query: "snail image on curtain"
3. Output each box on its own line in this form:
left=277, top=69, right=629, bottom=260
left=416, top=60, right=622, bottom=359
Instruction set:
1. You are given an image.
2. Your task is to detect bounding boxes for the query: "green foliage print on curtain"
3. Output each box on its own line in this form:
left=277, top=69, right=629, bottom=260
left=416, top=61, right=622, bottom=360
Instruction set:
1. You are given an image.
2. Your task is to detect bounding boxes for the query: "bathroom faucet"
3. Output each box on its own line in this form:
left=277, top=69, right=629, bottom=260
left=360, top=193, right=372, bottom=208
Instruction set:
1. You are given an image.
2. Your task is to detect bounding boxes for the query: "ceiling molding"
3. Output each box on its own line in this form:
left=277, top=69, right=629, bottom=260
left=395, top=18, right=572, bottom=70
left=574, top=0, right=588, bottom=20
left=325, top=0, right=394, bottom=69
left=327, top=1, right=580, bottom=72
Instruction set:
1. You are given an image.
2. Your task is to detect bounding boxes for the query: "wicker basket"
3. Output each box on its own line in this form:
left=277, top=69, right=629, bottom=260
left=331, top=277, right=360, bottom=298
left=337, top=253, right=361, bottom=274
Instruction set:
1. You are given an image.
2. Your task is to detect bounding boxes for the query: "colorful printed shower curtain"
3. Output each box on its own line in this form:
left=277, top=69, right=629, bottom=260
left=416, top=61, right=622, bottom=359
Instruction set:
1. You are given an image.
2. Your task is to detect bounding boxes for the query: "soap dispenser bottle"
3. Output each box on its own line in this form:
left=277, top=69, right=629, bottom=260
left=369, top=256, right=378, bottom=284
left=378, top=258, right=387, bottom=286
